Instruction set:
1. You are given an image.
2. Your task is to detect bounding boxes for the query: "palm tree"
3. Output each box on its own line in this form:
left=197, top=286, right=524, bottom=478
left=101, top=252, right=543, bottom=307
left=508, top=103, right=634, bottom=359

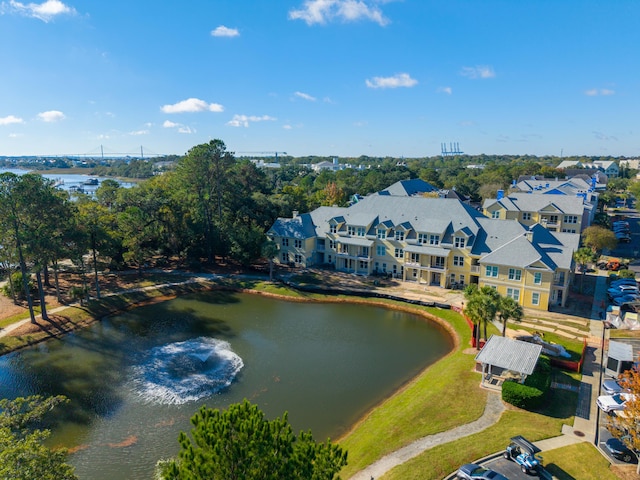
left=498, top=296, right=524, bottom=336
left=261, top=240, right=280, bottom=282
left=464, top=285, right=500, bottom=349
left=573, top=247, right=596, bottom=294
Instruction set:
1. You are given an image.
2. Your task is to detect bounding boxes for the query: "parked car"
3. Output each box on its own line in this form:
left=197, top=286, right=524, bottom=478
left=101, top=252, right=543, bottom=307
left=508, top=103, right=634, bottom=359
left=610, top=279, right=638, bottom=287
left=613, top=295, right=640, bottom=306
left=455, top=463, right=508, bottom=480
left=503, top=436, right=543, bottom=474
left=605, top=437, right=637, bottom=463
left=602, top=379, right=627, bottom=395
left=596, top=393, right=635, bottom=413
left=608, top=285, right=639, bottom=295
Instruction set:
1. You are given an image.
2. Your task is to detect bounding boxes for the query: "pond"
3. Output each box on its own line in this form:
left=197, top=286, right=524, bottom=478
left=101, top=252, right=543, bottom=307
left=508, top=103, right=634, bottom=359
left=0, top=291, right=453, bottom=479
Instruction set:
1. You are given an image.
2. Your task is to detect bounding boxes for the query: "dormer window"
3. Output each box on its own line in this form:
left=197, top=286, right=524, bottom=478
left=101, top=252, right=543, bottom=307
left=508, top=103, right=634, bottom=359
left=348, top=226, right=356, bottom=236
left=395, top=230, right=405, bottom=241
left=330, top=224, right=337, bottom=234
left=377, top=228, right=387, bottom=239
left=491, top=210, right=500, bottom=219
left=454, top=236, right=466, bottom=248
left=429, top=234, right=440, bottom=245
left=357, top=227, right=366, bottom=237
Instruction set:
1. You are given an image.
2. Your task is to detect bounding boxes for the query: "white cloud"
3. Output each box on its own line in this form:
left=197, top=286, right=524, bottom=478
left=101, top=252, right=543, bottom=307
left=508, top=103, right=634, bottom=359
left=437, top=86, right=452, bottom=95
left=1, top=0, right=76, bottom=22
left=283, top=124, right=293, bottom=130
left=211, top=25, right=239, bottom=37
left=0, top=115, right=24, bottom=125
left=129, top=129, right=149, bottom=136
left=161, top=98, right=224, bottom=114
left=294, top=91, right=316, bottom=101
left=365, top=73, right=417, bottom=89
left=37, top=110, right=65, bottom=122
left=163, top=119, right=195, bottom=134
left=460, top=65, right=495, bottom=79
left=585, top=88, right=615, bottom=96
left=227, top=114, right=276, bottom=128
left=289, top=0, right=389, bottom=26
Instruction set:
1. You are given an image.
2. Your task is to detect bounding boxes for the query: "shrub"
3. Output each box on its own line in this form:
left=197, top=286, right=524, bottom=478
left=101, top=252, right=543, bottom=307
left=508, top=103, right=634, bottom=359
left=502, top=356, right=551, bottom=409
left=1, top=271, right=35, bottom=300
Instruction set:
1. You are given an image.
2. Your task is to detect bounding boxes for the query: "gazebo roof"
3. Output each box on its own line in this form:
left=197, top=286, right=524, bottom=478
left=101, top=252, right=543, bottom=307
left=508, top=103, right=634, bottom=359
left=475, top=335, right=542, bottom=376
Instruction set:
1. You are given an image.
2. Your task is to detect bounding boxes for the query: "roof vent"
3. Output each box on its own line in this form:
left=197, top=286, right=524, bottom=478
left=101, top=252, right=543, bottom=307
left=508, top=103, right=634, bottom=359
left=292, top=211, right=299, bottom=218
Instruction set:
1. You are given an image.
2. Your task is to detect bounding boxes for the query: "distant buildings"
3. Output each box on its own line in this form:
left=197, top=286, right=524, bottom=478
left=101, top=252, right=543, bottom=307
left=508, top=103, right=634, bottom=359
left=556, top=160, right=619, bottom=178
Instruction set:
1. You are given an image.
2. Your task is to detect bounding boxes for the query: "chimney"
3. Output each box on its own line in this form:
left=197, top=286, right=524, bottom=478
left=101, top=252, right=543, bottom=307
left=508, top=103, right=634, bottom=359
left=497, top=189, right=504, bottom=200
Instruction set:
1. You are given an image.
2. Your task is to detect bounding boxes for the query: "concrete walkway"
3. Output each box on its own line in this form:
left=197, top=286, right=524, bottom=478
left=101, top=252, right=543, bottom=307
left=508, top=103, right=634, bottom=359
left=349, top=393, right=505, bottom=480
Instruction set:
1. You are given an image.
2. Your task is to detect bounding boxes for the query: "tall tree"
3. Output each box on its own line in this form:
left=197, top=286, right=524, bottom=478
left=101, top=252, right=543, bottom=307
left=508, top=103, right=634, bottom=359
left=0, top=173, right=37, bottom=323
left=174, top=140, right=235, bottom=264
left=157, top=400, right=348, bottom=480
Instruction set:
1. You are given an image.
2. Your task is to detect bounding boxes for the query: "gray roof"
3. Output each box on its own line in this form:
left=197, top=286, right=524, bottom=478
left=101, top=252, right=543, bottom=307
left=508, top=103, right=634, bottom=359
left=514, top=178, right=592, bottom=194
left=483, top=193, right=586, bottom=215
left=475, top=335, right=542, bottom=375
left=608, top=340, right=634, bottom=362
left=336, top=237, right=374, bottom=247
left=379, top=178, right=437, bottom=196
left=267, top=213, right=318, bottom=239
left=404, top=245, right=451, bottom=256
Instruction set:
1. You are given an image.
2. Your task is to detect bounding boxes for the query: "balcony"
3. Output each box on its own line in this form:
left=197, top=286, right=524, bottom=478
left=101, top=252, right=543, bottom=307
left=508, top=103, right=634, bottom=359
left=470, top=265, right=480, bottom=274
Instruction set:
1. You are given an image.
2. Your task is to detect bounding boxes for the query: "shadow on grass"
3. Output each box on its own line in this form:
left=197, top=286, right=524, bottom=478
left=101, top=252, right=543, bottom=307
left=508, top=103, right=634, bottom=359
left=545, top=463, right=576, bottom=480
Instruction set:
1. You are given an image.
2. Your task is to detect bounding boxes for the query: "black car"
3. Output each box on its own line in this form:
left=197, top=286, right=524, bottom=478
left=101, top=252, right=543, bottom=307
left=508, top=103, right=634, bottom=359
left=605, top=437, right=637, bottom=463
left=456, top=463, right=508, bottom=480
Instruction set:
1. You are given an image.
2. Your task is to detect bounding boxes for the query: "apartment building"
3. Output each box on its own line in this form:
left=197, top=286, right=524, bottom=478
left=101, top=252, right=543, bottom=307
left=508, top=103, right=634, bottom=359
left=482, top=190, right=593, bottom=234
left=267, top=194, right=579, bottom=311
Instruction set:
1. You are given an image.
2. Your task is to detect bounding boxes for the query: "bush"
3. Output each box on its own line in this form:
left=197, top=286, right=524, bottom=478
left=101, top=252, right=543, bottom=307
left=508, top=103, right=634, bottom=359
left=502, top=356, right=551, bottom=409
left=1, top=271, right=35, bottom=300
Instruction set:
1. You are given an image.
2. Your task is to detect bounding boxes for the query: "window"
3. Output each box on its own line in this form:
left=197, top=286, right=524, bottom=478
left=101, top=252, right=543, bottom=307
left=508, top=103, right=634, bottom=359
left=491, top=210, right=500, bottom=219
left=485, top=265, right=498, bottom=277
left=376, top=245, right=386, bottom=256
left=281, top=253, right=288, bottom=262
left=562, top=228, right=576, bottom=234
left=454, top=236, right=466, bottom=248
left=330, top=224, right=337, bottom=234
left=429, top=234, right=440, bottom=245
left=522, top=212, right=532, bottom=221
left=377, top=228, right=387, bottom=239
left=356, top=226, right=366, bottom=237
left=361, top=246, right=369, bottom=257
left=410, top=253, right=420, bottom=263
left=328, top=255, right=332, bottom=263
left=395, top=230, right=405, bottom=241
left=294, top=239, right=302, bottom=248
left=359, top=260, right=367, bottom=269
left=394, top=248, right=404, bottom=259
left=348, top=226, right=356, bottom=236
left=281, top=238, right=289, bottom=247
left=508, top=268, right=522, bottom=281
left=432, top=257, right=445, bottom=268
left=294, top=254, right=302, bottom=264
left=534, top=272, right=542, bottom=285
left=507, top=288, right=520, bottom=301
left=453, top=255, right=464, bottom=267
left=564, top=215, right=578, bottom=224
left=328, top=240, right=335, bottom=249
left=382, top=263, right=387, bottom=273
left=532, top=292, right=540, bottom=306
left=459, top=274, right=465, bottom=284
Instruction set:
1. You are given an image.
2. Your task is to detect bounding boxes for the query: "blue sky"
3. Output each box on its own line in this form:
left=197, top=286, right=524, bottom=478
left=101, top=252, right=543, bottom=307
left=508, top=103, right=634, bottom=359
left=1, top=0, right=638, bottom=158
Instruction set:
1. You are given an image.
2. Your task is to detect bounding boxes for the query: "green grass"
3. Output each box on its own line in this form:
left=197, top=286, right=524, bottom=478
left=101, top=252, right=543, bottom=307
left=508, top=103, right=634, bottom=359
left=382, top=410, right=571, bottom=480
left=543, top=442, right=620, bottom=480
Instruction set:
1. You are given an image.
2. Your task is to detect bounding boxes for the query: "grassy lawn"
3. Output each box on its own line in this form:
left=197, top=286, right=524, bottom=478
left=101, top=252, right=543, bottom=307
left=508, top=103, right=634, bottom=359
left=543, top=442, right=621, bottom=480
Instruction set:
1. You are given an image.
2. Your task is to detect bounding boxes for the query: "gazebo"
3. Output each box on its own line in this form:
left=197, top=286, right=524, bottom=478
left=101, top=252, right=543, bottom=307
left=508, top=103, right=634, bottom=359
left=475, top=335, right=543, bottom=388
